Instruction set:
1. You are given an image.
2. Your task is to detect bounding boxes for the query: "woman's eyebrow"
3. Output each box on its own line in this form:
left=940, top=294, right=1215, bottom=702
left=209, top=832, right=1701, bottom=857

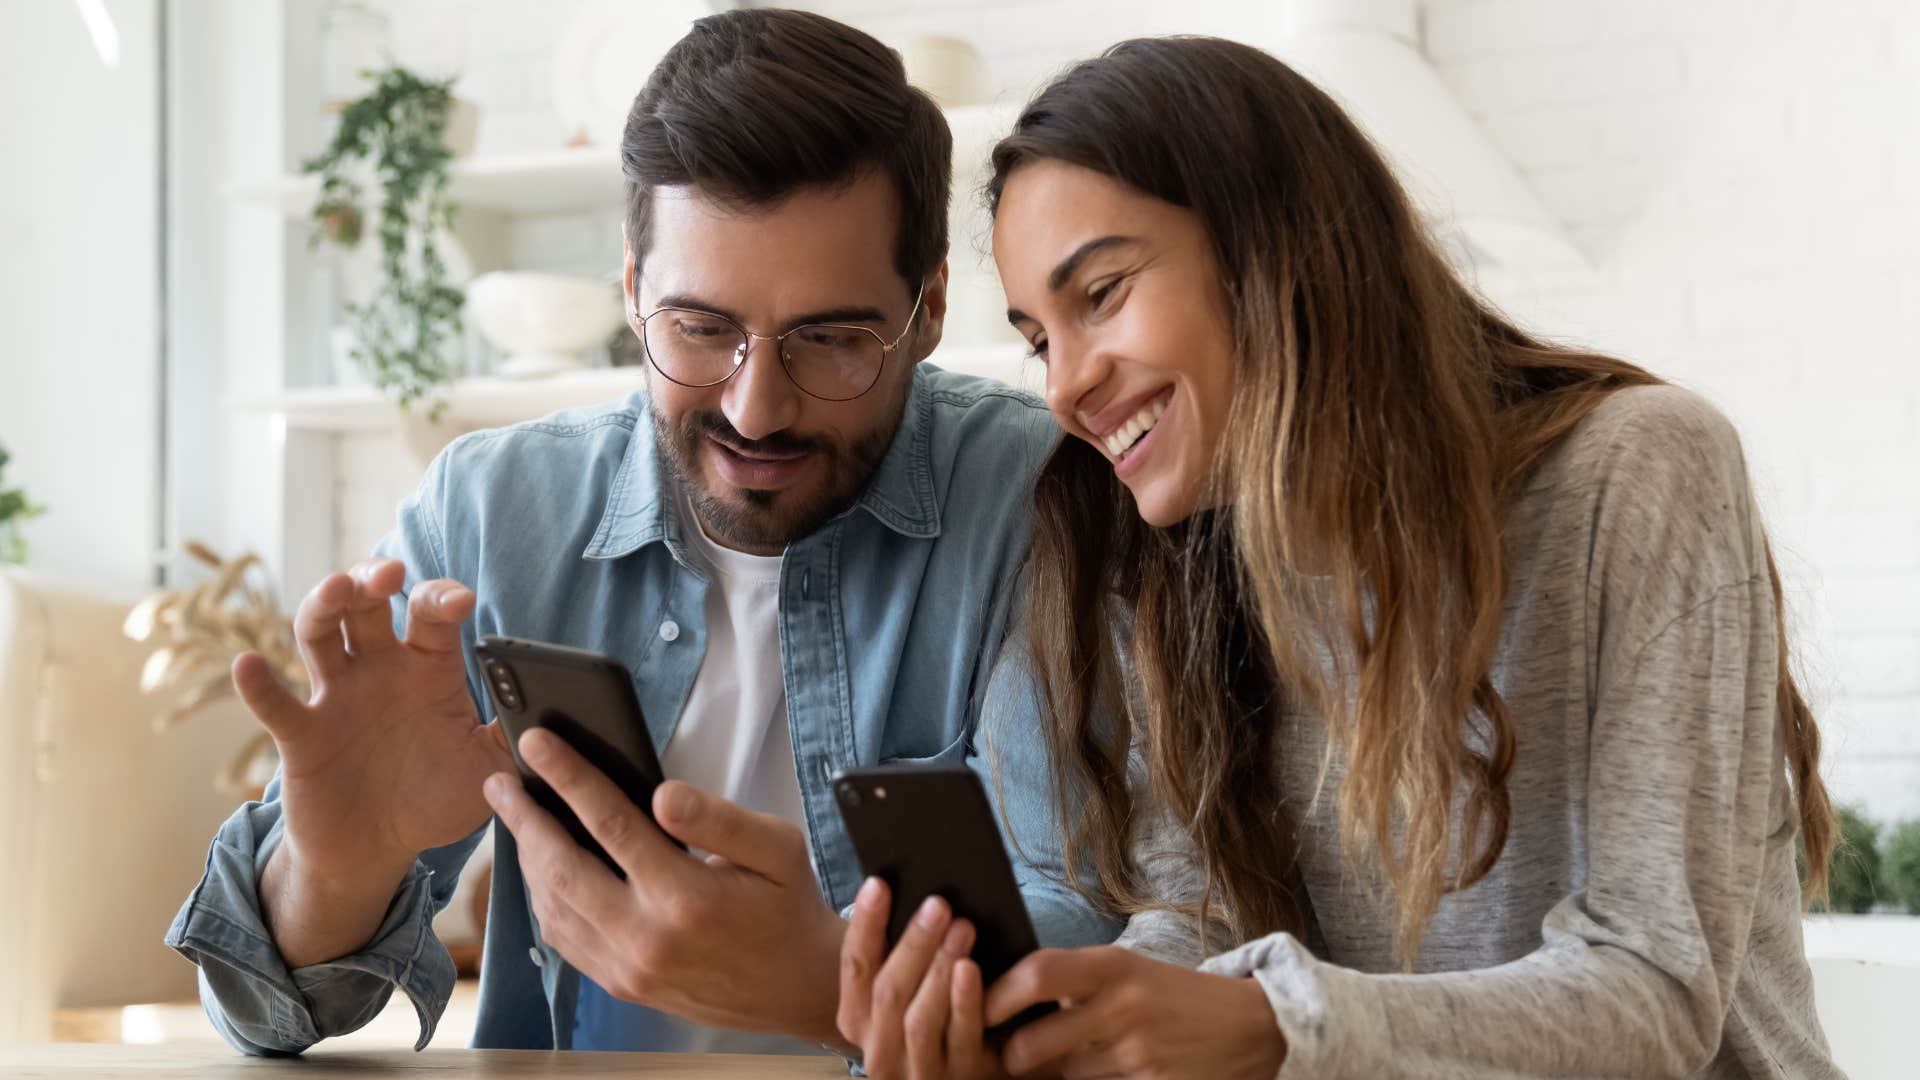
left=1008, top=235, right=1145, bottom=327
left=1046, top=235, right=1141, bottom=291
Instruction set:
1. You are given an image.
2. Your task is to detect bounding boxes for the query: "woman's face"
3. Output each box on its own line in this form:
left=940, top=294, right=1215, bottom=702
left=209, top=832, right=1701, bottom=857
left=993, top=159, right=1237, bottom=527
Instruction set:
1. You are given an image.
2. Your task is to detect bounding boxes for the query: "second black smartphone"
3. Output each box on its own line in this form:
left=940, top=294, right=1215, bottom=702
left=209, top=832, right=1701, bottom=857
left=473, top=634, right=675, bottom=875
left=833, top=763, right=1056, bottom=1037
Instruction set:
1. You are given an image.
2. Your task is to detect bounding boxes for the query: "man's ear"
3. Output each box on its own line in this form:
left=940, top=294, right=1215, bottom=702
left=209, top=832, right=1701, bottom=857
left=910, top=259, right=950, bottom=364
left=622, top=241, right=652, bottom=369
left=622, top=242, right=639, bottom=322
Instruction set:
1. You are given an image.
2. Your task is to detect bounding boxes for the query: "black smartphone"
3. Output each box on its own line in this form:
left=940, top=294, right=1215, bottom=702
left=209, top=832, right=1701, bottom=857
left=473, top=634, right=675, bottom=875
left=833, top=764, right=1056, bottom=1037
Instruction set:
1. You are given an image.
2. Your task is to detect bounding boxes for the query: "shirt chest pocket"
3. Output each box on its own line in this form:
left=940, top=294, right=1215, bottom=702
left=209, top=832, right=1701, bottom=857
left=877, top=724, right=970, bottom=767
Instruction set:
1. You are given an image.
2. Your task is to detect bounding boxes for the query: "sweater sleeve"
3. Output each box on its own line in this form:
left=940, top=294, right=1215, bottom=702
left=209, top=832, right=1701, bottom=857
left=1196, top=389, right=1824, bottom=1077
left=1204, top=575, right=1782, bottom=1077
left=1112, top=786, right=1246, bottom=967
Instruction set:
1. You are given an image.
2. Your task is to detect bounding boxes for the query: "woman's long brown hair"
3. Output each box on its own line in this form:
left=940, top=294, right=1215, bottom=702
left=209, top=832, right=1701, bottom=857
left=988, top=37, right=1834, bottom=964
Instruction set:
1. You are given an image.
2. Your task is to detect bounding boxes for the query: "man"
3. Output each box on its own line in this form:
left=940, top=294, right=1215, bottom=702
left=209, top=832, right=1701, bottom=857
left=165, top=8, right=1114, bottom=1057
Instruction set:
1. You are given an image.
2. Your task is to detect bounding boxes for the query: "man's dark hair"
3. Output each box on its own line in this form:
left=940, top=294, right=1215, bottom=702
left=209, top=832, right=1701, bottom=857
left=621, top=8, right=952, bottom=288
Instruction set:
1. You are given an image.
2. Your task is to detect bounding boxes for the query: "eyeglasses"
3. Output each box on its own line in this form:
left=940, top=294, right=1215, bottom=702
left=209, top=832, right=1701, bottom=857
left=634, top=282, right=925, bottom=402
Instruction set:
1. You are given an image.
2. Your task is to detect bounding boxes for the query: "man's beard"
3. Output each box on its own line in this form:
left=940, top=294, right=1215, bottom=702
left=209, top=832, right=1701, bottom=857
left=653, top=406, right=898, bottom=553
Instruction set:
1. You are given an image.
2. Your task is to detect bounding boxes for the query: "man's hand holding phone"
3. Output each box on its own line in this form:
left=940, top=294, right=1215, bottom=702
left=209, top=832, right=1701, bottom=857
left=238, top=558, right=515, bottom=969
left=482, top=732, right=852, bottom=1050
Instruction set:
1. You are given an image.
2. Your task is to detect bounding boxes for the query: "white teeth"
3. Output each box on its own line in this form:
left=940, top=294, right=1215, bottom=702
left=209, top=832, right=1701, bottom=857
left=1103, top=396, right=1168, bottom=459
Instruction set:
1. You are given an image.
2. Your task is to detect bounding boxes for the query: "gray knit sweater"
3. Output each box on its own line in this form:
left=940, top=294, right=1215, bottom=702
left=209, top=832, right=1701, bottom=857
left=1116, top=386, right=1839, bottom=1078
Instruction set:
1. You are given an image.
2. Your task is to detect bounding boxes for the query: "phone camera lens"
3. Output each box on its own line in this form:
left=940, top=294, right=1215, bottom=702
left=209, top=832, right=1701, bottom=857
left=489, top=664, right=525, bottom=711
left=837, top=782, right=861, bottom=807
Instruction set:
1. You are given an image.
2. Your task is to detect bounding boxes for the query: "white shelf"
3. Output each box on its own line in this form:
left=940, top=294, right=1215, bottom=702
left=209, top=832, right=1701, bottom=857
left=227, top=146, right=625, bottom=217
left=231, top=368, right=648, bottom=432
left=227, top=104, right=1021, bottom=220
left=229, top=346, right=1036, bottom=434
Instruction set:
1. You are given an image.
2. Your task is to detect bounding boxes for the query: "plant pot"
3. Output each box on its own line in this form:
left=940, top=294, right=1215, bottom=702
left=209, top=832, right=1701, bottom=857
left=318, top=203, right=364, bottom=245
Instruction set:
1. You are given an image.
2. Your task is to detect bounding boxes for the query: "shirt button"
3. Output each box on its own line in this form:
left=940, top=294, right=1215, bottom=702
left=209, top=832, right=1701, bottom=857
left=659, top=619, right=680, bottom=642
left=528, top=946, right=544, bottom=968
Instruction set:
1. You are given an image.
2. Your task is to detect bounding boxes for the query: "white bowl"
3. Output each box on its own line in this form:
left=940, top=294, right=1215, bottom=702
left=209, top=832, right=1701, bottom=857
left=466, top=271, right=625, bottom=378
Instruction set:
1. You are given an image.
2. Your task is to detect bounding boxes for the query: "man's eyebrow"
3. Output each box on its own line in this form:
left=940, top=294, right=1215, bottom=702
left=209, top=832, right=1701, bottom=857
left=1007, top=235, right=1144, bottom=327
left=654, top=294, right=747, bottom=324
left=651, top=294, right=887, bottom=334
left=780, top=306, right=887, bottom=331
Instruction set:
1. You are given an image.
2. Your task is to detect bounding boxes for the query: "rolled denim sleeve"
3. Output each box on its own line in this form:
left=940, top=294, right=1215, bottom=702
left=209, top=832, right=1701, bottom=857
left=163, top=447, right=487, bottom=1054
left=163, top=780, right=487, bottom=1054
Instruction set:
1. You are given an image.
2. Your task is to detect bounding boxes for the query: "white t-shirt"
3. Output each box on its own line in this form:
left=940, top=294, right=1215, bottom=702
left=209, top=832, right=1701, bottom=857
left=661, top=494, right=808, bottom=838
left=573, top=497, right=816, bottom=1056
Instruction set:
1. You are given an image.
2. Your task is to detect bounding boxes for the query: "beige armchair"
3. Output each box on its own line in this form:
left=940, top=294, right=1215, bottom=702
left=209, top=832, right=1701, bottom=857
left=0, top=568, right=259, bottom=1043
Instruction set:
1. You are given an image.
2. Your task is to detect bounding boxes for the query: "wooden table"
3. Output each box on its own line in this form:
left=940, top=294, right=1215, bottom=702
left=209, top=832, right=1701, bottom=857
left=0, top=1044, right=850, bottom=1078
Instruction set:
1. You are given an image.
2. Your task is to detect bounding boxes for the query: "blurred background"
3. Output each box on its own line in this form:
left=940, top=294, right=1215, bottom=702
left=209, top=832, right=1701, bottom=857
left=0, top=0, right=1915, bottom=1072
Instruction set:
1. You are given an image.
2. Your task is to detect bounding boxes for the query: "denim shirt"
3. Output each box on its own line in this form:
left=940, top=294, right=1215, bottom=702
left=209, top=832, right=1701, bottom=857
left=164, top=364, right=1122, bottom=1055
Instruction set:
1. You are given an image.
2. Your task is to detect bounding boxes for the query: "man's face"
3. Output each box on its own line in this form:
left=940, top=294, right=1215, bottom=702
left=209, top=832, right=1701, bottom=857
left=624, top=171, right=947, bottom=555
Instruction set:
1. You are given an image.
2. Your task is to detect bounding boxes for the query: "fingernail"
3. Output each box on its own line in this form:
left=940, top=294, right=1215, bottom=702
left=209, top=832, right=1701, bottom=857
left=519, top=729, right=550, bottom=764
left=944, top=921, right=973, bottom=957
left=482, top=774, right=505, bottom=803
left=857, top=876, right=884, bottom=909
left=915, top=895, right=947, bottom=929
left=664, top=784, right=697, bottom=822
left=438, top=585, right=471, bottom=608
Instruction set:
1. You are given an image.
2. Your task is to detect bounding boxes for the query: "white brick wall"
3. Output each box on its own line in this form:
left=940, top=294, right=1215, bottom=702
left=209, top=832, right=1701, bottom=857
left=334, top=0, right=1917, bottom=822
left=1426, top=0, right=1920, bottom=824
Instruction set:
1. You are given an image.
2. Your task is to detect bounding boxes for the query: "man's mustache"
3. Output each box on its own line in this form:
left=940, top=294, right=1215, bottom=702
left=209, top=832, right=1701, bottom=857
left=681, top=411, right=826, bottom=458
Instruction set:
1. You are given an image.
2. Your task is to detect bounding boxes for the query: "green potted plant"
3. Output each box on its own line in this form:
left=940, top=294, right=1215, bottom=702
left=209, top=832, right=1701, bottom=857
left=0, top=443, right=46, bottom=565
left=1883, top=817, right=1920, bottom=915
left=304, top=66, right=466, bottom=419
left=1819, top=805, right=1883, bottom=914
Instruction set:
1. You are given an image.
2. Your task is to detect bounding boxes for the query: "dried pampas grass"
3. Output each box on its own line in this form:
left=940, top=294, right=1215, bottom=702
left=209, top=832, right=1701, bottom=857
left=123, top=540, right=307, bottom=794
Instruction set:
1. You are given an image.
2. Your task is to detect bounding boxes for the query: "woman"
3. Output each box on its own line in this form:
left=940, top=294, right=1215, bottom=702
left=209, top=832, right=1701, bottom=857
left=835, top=35, right=1840, bottom=1079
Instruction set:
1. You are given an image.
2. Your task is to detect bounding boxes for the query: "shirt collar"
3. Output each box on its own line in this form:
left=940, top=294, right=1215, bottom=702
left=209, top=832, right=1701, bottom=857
left=582, top=366, right=942, bottom=561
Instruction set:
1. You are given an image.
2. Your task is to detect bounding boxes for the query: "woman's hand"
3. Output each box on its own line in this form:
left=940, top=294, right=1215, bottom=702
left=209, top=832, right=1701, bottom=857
left=837, top=876, right=1009, bottom=1080
left=985, top=946, right=1286, bottom=1079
